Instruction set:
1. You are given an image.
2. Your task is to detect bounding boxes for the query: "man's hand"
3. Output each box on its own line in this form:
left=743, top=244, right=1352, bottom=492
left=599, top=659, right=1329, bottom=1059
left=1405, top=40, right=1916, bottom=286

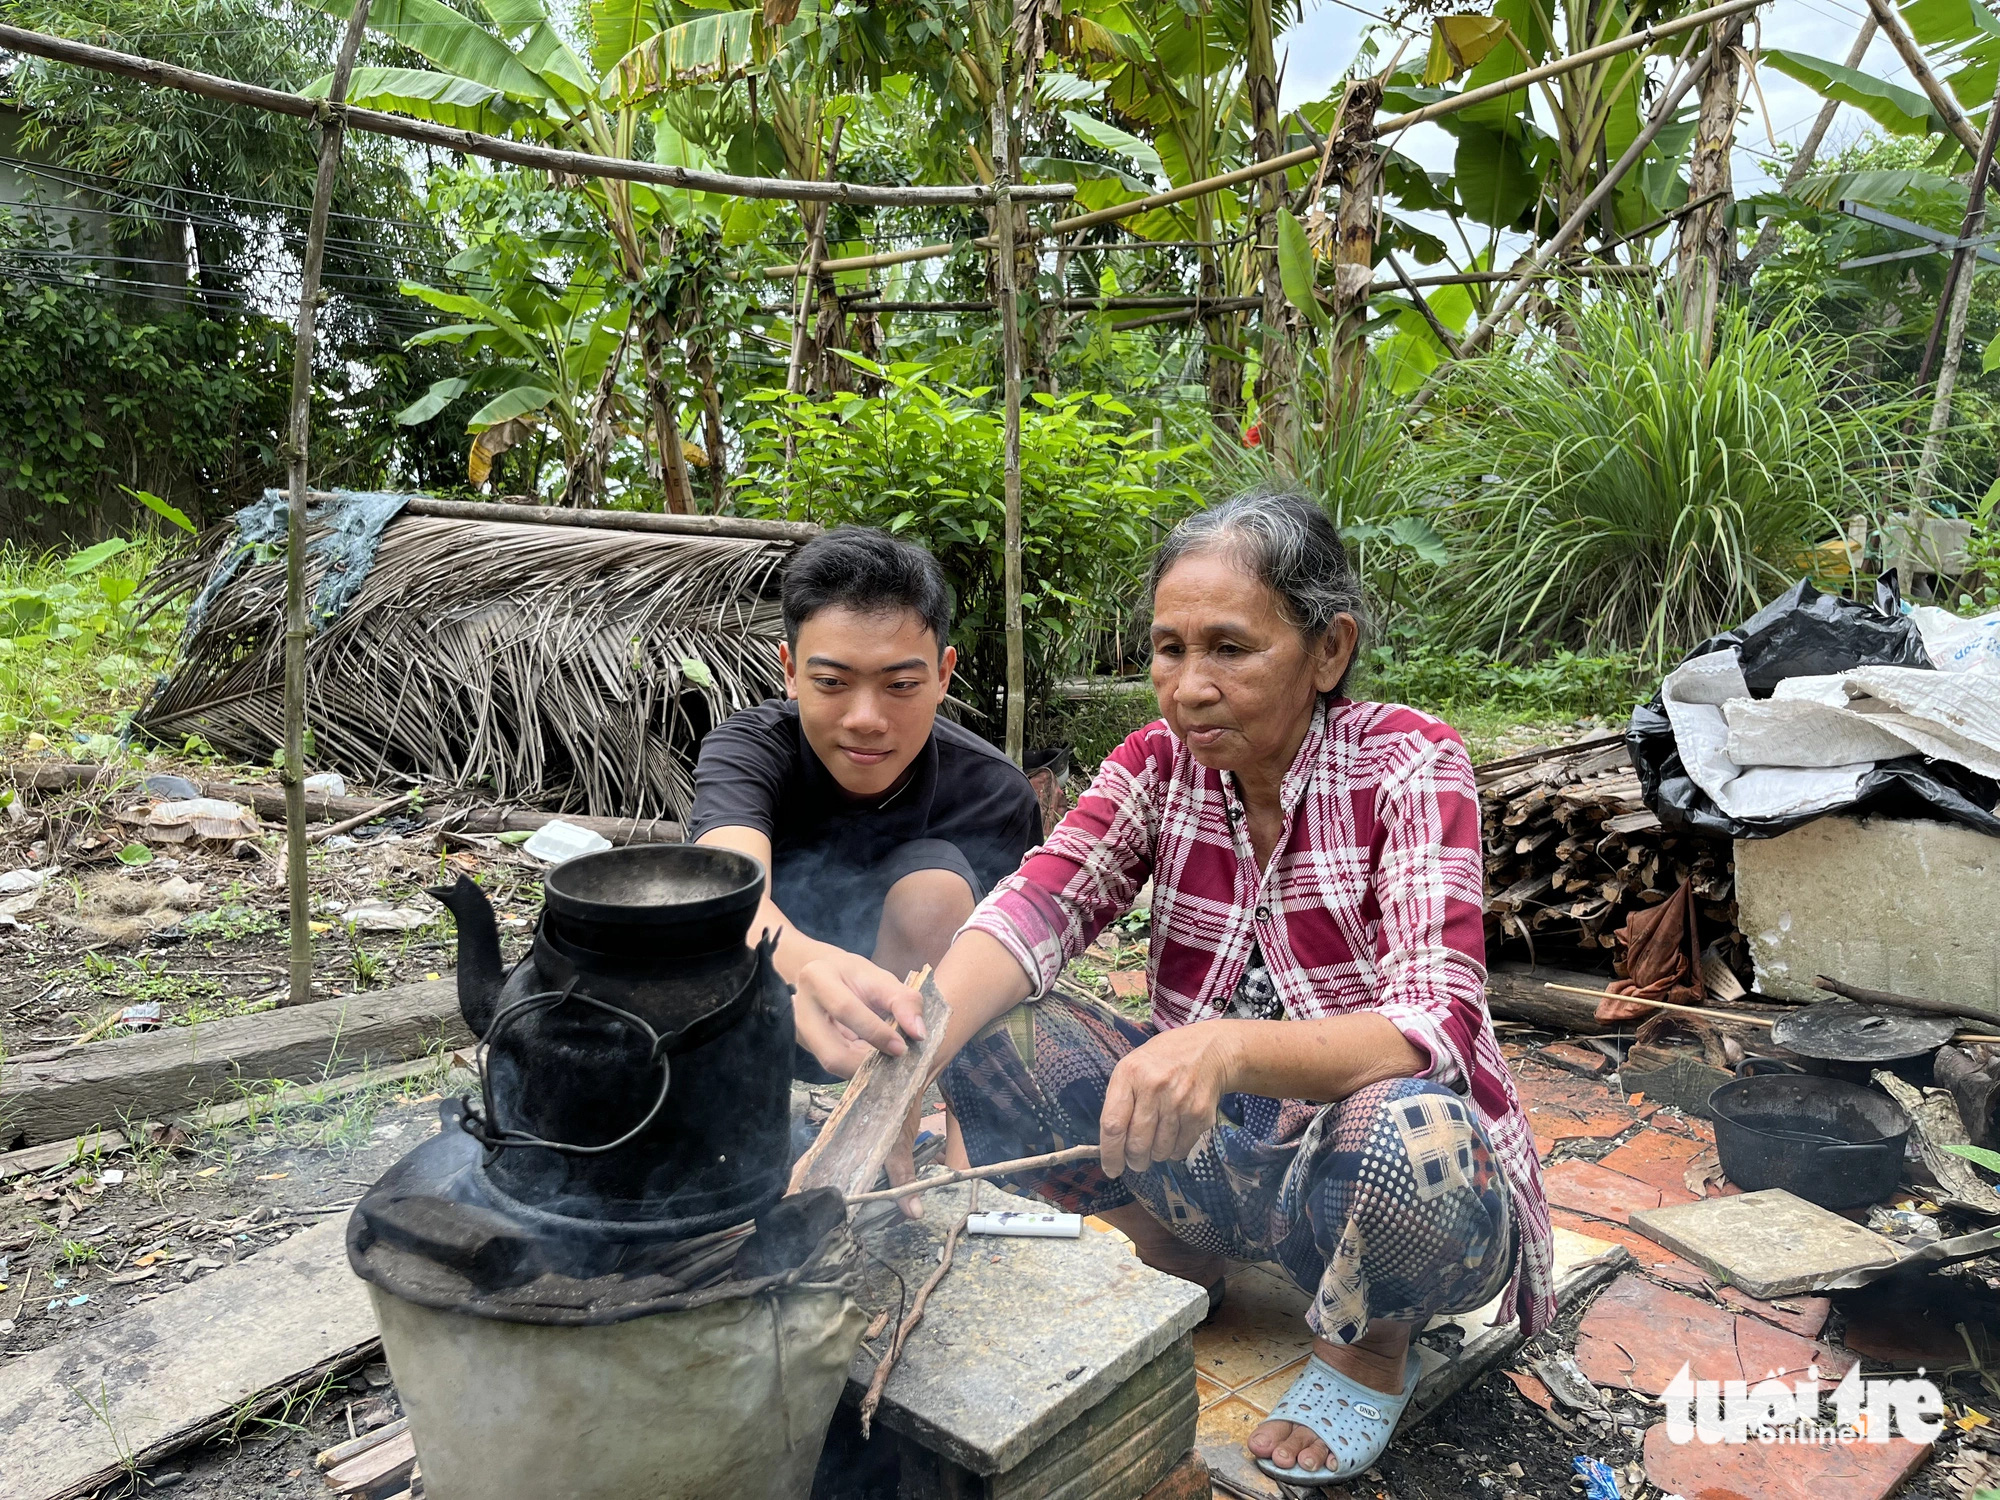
left=793, top=949, right=928, bottom=1079
left=1099, top=1022, right=1237, bottom=1178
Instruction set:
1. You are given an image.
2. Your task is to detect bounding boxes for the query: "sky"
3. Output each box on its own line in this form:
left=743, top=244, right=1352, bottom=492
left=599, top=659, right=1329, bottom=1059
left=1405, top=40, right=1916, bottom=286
left=1275, top=0, right=1919, bottom=209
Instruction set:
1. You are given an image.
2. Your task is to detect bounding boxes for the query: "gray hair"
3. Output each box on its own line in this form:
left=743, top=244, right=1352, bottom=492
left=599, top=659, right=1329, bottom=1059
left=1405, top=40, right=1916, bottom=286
left=1148, top=488, right=1368, bottom=694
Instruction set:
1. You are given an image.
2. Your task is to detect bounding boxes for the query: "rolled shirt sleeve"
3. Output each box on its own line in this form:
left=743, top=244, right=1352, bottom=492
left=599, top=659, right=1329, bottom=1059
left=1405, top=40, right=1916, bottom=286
left=963, top=728, right=1161, bottom=994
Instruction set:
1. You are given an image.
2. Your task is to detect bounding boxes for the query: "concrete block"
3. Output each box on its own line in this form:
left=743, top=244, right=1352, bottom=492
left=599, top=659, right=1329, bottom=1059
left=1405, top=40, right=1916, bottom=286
left=1735, top=814, right=2000, bottom=1020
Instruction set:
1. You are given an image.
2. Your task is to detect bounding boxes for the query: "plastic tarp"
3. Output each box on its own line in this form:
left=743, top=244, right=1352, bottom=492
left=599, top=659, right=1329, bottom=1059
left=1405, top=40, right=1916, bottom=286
left=184, top=487, right=411, bottom=633
left=1631, top=579, right=2000, bottom=838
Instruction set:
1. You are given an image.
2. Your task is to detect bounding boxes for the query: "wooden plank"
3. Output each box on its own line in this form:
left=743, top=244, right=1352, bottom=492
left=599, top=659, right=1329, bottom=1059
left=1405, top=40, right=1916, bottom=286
left=397, top=495, right=815, bottom=545
left=1482, top=963, right=1613, bottom=1032
left=0, top=1053, right=458, bottom=1180
left=324, top=1426, right=417, bottom=1493
left=790, top=972, right=951, bottom=1198
left=0, top=1217, right=379, bottom=1500
left=0, top=979, right=464, bottom=1148
left=316, top=1417, right=408, bottom=1470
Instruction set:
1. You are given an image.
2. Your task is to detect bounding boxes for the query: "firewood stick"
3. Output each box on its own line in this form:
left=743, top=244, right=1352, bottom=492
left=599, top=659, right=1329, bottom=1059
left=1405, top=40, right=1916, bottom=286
left=307, top=790, right=415, bottom=843
left=843, top=1144, right=1103, bottom=1205
left=859, top=1209, right=970, bottom=1439
left=1543, top=982, right=2000, bottom=1043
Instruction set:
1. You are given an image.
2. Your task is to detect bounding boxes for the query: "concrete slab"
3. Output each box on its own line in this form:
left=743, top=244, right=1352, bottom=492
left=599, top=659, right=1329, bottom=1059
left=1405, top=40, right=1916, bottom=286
left=1573, top=1275, right=1850, bottom=1396
left=1736, top=814, right=2000, bottom=1018
left=848, top=1183, right=1208, bottom=1477
left=1630, top=1190, right=1903, bottom=1299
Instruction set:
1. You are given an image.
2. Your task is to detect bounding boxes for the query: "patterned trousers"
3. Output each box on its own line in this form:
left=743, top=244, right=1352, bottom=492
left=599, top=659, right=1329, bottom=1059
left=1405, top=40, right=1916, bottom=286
left=938, top=993, right=1517, bottom=1342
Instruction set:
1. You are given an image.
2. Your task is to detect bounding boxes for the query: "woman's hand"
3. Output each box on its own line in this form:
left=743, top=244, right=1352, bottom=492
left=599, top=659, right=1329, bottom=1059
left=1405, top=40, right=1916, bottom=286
left=1099, top=1022, right=1239, bottom=1177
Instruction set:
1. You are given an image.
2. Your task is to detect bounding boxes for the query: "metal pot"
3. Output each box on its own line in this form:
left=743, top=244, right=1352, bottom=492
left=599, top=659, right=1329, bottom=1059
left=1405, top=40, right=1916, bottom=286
left=1708, top=1075, right=1910, bottom=1210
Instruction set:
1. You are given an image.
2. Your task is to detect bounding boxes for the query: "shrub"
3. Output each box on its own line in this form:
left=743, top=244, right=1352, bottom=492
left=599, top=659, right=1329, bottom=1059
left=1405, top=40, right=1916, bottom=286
left=1414, top=298, right=1911, bottom=667
left=732, top=360, right=1203, bottom=731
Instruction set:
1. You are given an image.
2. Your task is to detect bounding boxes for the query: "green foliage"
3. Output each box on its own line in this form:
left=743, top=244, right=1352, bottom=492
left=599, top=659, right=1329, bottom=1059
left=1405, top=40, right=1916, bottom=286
left=1357, top=642, right=1645, bottom=722
left=0, top=256, right=290, bottom=526
left=0, top=538, right=186, bottom=746
left=734, top=360, right=1203, bottom=722
left=1417, top=298, right=1912, bottom=666
left=1028, top=683, right=1160, bottom=770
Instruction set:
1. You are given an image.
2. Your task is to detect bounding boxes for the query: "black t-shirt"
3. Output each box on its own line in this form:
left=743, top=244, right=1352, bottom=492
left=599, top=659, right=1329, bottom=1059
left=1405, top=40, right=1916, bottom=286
left=688, top=699, right=1042, bottom=942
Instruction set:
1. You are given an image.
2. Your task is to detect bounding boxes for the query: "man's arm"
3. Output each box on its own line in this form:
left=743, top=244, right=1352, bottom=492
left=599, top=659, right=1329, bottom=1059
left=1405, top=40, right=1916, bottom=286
left=696, top=824, right=929, bottom=1078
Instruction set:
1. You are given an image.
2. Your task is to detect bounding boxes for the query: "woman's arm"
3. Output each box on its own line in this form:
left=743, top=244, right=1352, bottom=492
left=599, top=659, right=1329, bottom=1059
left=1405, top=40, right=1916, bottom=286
left=1097, top=1014, right=1423, bottom=1176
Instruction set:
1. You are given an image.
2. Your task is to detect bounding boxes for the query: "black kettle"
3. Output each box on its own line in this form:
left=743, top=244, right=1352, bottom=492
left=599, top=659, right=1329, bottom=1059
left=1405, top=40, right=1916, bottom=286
left=429, top=844, right=793, bottom=1236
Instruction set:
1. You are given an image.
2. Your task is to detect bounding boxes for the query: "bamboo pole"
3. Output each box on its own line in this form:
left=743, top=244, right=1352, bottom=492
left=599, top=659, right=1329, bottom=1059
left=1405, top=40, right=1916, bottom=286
left=281, top=0, right=371, bottom=1008
left=1410, top=37, right=1723, bottom=410
left=1913, top=72, right=2000, bottom=503
left=784, top=118, right=843, bottom=403
left=1860, top=0, right=1983, bottom=158
left=992, top=89, right=1027, bottom=769
left=752, top=0, right=1768, bottom=281
left=0, top=23, right=1075, bottom=208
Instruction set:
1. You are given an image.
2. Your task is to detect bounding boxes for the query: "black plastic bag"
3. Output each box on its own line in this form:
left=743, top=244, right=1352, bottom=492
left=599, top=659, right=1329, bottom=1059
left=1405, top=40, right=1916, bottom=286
left=1628, top=576, right=2000, bottom=839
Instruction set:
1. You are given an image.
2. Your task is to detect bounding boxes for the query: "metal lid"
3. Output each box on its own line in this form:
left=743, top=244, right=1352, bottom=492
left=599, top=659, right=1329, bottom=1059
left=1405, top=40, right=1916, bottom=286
left=1770, top=999, right=1956, bottom=1062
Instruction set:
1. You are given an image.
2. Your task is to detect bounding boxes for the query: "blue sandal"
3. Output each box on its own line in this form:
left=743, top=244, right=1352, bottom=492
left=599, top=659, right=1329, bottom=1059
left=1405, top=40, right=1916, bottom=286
left=1253, top=1346, right=1423, bottom=1487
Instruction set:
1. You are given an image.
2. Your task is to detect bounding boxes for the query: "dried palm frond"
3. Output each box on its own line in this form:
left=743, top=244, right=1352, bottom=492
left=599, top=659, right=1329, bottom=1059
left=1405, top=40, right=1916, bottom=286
left=137, top=514, right=792, bottom=821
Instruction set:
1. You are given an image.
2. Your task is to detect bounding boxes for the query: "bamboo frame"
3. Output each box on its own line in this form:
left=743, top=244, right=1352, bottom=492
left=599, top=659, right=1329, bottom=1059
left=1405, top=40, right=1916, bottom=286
left=1860, top=0, right=1983, bottom=158
left=280, top=0, right=371, bottom=1007
left=754, top=0, right=1767, bottom=279
left=0, top=23, right=1075, bottom=208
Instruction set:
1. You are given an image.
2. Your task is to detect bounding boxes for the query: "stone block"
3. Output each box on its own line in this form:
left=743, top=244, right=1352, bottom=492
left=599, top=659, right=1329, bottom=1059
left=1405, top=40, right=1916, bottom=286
left=1735, top=814, right=2000, bottom=1018
left=1629, top=1189, right=1902, bottom=1299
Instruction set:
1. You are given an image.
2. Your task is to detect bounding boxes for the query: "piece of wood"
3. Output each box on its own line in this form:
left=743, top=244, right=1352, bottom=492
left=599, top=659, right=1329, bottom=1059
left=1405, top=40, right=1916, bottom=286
left=0, top=24, right=1073, bottom=208
left=1483, top=964, right=1612, bottom=1031
left=396, top=494, right=815, bottom=544
left=1815, top=973, right=1995, bottom=1025
left=324, top=1426, right=417, bottom=1494
left=0, top=978, right=463, bottom=1147
left=308, top=791, right=414, bottom=844
left=861, top=1209, right=971, bottom=1437
left=1404, top=1244, right=1634, bottom=1427
left=0, top=1052, right=457, bottom=1180
left=434, top=806, right=682, bottom=845
left=844, top=1144, right=1103, bottom=1206
left=316, top=1417, right=409, bottom=1470
left=1544, top=982, right=1779, bottom=1029
left=0, top=1218, right=378, bottom=1500
left=1629, top=1190, right=1902, bottom=1298
left=790, top=972, right=951, bottom=1198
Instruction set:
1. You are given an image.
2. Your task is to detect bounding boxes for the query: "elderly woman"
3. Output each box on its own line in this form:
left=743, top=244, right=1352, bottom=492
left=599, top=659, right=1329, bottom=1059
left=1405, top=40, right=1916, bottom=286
left=797, top=489, right=1553, bottom=1484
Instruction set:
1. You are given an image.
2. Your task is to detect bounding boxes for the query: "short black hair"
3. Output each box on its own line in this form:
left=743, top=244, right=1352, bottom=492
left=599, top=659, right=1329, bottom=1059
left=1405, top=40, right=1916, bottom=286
left=781, top=525, right=952, bottom=656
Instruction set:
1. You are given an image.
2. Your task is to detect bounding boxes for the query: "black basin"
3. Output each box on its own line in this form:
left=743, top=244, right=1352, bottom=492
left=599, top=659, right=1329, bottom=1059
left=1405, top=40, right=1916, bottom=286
left=542, top=844, right=764, bottom=956
left=1708, top=1075, right=1910, bottom=1210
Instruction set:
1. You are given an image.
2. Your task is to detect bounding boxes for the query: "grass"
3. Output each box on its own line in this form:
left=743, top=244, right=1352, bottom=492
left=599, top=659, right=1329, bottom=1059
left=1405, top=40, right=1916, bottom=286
left=0, top=535, right=190, bottom=752
left=1416, top=297, right=1912, bottom=668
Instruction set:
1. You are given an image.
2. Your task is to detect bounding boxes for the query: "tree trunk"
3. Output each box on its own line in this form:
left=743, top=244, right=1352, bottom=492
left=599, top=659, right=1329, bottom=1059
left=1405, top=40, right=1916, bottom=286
left=1329, top=80, right=1384, bottom=423
left=1676, top=16, right=1745, bottom=362
left=693, top=338, right=727, bottom=509
left=992, top=88, right=1026, bottom=769
left=569, top=317, right=631, bottom=507
left=281, top=0, right=372, bottom=1008
left=1247, top=0, right=1295, bottom=468
left=638, top=311, right=695, bottom=514
left=1202, top=253, right=1241, bottom=431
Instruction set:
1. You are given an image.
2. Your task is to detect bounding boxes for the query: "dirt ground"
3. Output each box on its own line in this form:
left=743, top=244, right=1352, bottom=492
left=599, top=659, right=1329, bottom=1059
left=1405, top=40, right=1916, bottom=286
left=0, top=761, right=546, bottom=1079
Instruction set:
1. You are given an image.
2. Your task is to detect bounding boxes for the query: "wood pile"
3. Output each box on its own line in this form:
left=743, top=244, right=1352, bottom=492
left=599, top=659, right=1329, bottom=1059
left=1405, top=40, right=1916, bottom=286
left=1476, top=731, right=1738, bottom=962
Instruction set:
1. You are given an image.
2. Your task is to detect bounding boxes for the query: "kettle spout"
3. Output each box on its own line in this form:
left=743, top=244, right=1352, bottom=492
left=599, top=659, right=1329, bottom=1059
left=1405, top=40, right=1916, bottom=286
left=426, top=875, right=505, bottom=1038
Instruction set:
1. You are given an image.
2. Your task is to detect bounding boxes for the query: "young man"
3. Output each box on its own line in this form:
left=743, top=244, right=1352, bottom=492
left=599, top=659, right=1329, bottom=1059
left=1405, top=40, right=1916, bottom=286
left=690, top=526, right=1042, bottom=1079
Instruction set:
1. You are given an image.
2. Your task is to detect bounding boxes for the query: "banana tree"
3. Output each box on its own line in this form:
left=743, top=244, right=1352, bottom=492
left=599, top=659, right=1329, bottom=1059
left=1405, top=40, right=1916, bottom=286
left=306, top=0, right=798, bottom=510
left=394, top=230, right=631, bottom=499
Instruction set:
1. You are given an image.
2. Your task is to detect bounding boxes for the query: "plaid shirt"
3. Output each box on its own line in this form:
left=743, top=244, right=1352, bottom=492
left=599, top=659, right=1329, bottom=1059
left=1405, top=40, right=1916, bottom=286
left=966, top=697, right=1556, bottom=1336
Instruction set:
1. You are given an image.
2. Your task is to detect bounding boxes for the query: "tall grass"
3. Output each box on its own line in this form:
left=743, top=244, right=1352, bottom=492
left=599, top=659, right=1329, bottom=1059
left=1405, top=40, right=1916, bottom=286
left=1414, top=298, right=1911, bottom=667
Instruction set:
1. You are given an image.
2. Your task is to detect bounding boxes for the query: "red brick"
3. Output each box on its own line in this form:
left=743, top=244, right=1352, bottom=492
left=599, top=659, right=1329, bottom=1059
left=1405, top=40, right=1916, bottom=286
left=1596, top=1128, right=1708, bottom=1196
left=1642, top=1421, right=1931, bottom=1500
left=1713, top=1286, right=1832, bottom=1341
left=1503, top=1369, right=1555, bottom=1411
left=1574, top=1274, right=1851, bottom=1397
left=1543, top=1158, right=1696, bottom=1225
left=1542, top=1041, right=1611, bottom=1073
left=1107, top=970, right=1147, bottom=1000
left=1549, top=1210, right=1708, bottom=1282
